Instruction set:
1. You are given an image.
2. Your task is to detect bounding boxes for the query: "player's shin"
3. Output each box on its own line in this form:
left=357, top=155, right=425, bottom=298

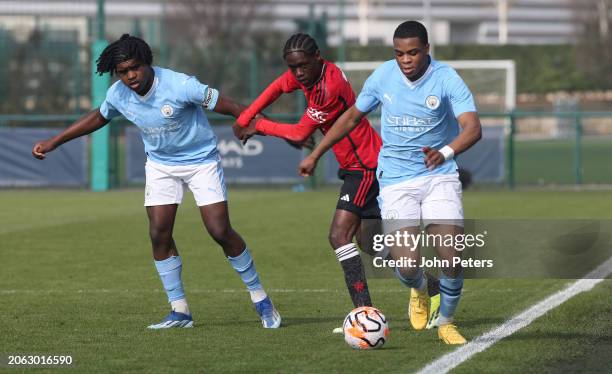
left=438, top=270, right=464, bottom=325
left=227, top=247, right=267, bottom=303
left=335, top=243, right=372, bottom=307
left=154, top=255, right=190, bottom=315
left=228, top=247, right=281, bottom=328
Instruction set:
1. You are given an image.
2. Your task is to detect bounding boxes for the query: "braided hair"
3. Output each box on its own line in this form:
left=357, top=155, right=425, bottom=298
left=95, top=34, right=153, bottom=76
left=282, top=33, right=319, bottom=58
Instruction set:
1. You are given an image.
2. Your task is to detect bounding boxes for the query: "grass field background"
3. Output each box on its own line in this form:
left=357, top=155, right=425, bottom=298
left=1, top=189, right=611, bottom=372
left=515, top=137, right=612, bottom=185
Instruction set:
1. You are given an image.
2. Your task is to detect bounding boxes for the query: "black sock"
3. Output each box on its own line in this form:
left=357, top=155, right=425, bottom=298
left=426, top=272, right=440, bottom=297
left=335, top=243, right=372, bottom=307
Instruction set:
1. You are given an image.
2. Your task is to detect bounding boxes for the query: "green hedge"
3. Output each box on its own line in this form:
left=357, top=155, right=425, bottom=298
left=328, top=44, right=597, bottom=94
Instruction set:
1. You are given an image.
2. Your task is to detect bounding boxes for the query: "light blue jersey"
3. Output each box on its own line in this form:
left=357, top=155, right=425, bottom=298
left=355, top=58, right=476, bottom=188
left=100, top=67, right=220, bottom=166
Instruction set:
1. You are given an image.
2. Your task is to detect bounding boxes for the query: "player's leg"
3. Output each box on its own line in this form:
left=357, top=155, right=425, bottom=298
left=144, top=161, right=193, bottom=329
left=366, top=174, right=440, bottom=328
left=200, top=201, right=280, bottom=328
left=332, top=170, right=375, bottom=308
left=329, top=209, right=372, bottom=307
left=427, top=223, right=465, bottom=343
left=422, top=174, right=466, bottom=344
left=426, top=271, right=441, bottom=329
left=190, top=160, right=280, bottom=328
left=378, top=179, right=430, bottom=330
left=390, top=226, right=431, bottom=331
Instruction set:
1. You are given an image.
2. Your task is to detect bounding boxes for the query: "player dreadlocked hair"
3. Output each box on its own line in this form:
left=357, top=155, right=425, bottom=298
left=95, top=34, right=153, bottom=76
left=393, top=21, right=428, bottom=45
left=282, top=33, right=319, bottom=58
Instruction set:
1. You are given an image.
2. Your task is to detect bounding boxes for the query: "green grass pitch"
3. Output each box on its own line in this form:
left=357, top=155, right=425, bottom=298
left=1, top=189, right=611, bottom=372
left=515, top=137, right=612, bottom=185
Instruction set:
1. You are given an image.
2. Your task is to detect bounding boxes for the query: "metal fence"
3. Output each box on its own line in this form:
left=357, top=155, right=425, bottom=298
left=1, top=111, right=611, bottom=189
left=1, top=4, right=610, bottom=189
left=500, top=111, right=612, bottom=188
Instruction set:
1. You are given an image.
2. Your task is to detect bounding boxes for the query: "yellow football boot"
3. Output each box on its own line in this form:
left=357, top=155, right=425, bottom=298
left=408, top=287, right=430, bottom=330
left=438, top=323, right=467, bottom=344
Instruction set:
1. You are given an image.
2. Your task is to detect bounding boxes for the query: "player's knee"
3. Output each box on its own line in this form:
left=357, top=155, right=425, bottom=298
left=207, top=223, right=232, bottom=245
left=396, top=266, right=421, bottom=282
left=149, top=225, right=172, bottom=247
left=328, top=228, right=352, bottom=249
left=441, top=265, right=463, bottom=279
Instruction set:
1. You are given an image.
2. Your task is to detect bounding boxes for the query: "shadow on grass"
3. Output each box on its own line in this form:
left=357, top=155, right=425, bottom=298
left=280, top=316, right=345, bottom=327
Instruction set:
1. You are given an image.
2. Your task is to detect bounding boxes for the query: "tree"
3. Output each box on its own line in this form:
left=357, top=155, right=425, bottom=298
left=573, top=0, right=612, bottom=89
left=161, top=0, right=275, bottom=100
left=1, top=28, right=83, bottom=115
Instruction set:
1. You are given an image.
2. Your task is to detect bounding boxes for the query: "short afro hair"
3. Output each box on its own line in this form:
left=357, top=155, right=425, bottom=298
left=393, top=21, right=428, bottom=45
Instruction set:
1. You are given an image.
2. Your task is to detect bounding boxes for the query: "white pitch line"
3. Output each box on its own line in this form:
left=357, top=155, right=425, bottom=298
left=417, top=256, right=612, bottom=374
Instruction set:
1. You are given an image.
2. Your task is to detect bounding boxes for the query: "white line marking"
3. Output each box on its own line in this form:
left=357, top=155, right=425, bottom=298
left=417, top=256, right=612, bottom=374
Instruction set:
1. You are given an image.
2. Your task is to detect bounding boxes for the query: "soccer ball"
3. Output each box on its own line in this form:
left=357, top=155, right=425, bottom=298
left=343, top=306, right=389, bottom=349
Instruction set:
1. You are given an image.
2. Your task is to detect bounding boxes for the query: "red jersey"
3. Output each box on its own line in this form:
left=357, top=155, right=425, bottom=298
left=236, top=60, right=381, bottom=170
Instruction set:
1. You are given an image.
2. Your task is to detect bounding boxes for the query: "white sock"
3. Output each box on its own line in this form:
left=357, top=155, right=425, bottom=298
left=334, top=243, right=359, bottom=262
left=170, top=298, right=190, bottom=315
left=438, top=315, right=454, bottom=325
left=250, top=289, right=267, bottom=303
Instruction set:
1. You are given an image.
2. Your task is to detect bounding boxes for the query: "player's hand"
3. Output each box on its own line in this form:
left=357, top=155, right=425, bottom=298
left=422, top=146, right=445, bottom=171
left=232, top=124, right=246, bottom=141
left=236, top=110, right=254, bottom=128
left=232, top=124, right=253, bottom=144
left=243, top=118, right=260, bottom=140
left=298, top=155, right=318, bottom=177
left=233, top=118, right=259, bottom=144
left=32, top=139, right=57, bottom=160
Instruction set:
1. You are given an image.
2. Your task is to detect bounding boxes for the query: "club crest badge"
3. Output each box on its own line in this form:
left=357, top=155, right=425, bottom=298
left=385, top=210, right=399, bottom=219
left=161, top=104, right=174, bottom=117
left=425, top=95, right=440, bottom=110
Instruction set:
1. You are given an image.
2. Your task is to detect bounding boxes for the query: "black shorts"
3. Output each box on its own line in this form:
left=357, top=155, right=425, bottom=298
left=336, top=169, right=381, bottom=219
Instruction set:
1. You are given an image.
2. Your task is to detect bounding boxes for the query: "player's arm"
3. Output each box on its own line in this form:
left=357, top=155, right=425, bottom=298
left=212, top=91, right=312, bottom=149
left=208, top=94, right=260, bottom=140
left=236, top=74, right=292, bottom=128
left=298, top=105, right=367, bottom=176
left=185, top=80, right=249, bottom=119
left=212, top=95, right=248, bottom=118
left=246, top=113, right=319, bottom=143
left=450, top=112, right=482, bottom=154
left=32, top=108, right=110, bottom=160
left=423, top=111, right=482, bottom=170
left=424, top=73, right=483, bottom=170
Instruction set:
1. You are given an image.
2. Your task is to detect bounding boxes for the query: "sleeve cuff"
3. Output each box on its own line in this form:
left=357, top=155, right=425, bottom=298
left=202, top=87, right=219, bottom=110
left=254, top=117, right=271, bottom=133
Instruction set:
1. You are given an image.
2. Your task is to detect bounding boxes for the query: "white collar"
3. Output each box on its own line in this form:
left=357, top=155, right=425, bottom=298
left=136, top=75, right=159, bottom=102
left=400, top=60, right=433, bottom=89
